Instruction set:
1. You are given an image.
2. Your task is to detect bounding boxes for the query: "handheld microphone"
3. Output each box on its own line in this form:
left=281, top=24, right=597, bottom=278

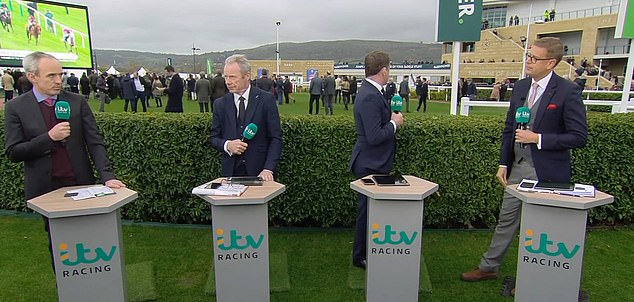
left=390, top=95, right=403, bottom=113
left=515, top=106, right=531, bottom=148
left=241, top=123, right=258, bottom=142
left=54, top=100, right=70, bottom=120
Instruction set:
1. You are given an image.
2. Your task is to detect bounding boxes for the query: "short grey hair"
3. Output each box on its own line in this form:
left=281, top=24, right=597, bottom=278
left=224, top=54, right=251, bottom=75
left=23, top=51, right=58, bottom=74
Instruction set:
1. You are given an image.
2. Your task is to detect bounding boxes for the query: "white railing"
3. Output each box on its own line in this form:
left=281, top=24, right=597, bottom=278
left=459, top=97, right=634, bottom=116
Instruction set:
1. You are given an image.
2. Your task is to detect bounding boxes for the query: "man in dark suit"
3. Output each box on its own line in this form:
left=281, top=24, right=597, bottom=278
left=349, top=51, right=404, bottom=269
left=4, top=52, right=125, bottom=269
left=461, top=37, right=587, bottom=283
left=308, top=71, right=323, bottom=115
left=211, top=71, right=229, bottom=103
left=4, top=51, right=125, bottom=201
left=210, top=54, right=282, bottom=180
left=162, top=65, right=184, bottom=113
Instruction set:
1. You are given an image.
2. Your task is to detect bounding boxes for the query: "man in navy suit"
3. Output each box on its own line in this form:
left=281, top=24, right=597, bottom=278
left=462, top=37, right=587, bottom=282
left=349, top=51, right=404, bottom=269
left=210, top=54, right=282, bottom=180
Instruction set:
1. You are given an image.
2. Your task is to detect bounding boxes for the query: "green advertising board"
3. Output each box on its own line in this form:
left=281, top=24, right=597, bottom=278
left=435, top=0, right=483, bottom=42
left=615, top=0, right=633, bottom=38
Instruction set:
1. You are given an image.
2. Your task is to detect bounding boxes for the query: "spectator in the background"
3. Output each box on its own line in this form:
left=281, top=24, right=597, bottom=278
left=341, top=75, right=350, bottom=110
left=491, top=82, right=501, bottom=101
left=415, top=76, right=429, bottom=112
left=80, top=72, right=90, bottom=99
left=120, top=73, right=135, bottom=113
left=16, top=71, right=33, bottom=96
left=256, top=69, right=275, bottom=94
left=161, top=65, right=184, bottom=113
left=151, top=76, right=163, bottom=108
left=95, top=73, right=110, bottom=112
left=323, top=71, right=335, bottom=115
left=308, top=71, right=323, bottom=115
left=549, top=9, right=555, bottom=22
left=499, top=80, right=508, bottom=102
left=398, top=75, right=410, bottom=112
left=275, top=74, right=284, bottom=105
left=211, top=71, right=228, bottom=105
left=335, top=75, right=342, bottom=104
left=132, top=72, right=147, bottom=113
left=466, top=78, right=477, bottom=101
left=67, top=72, right=79, bottom=93
left=186, top=74, right=196, bottom=100
left=61, top=72, right=69, bottom=91
left=349, top=76, right=358, bottom=104
left=385, top=78, right=396, bottom=100
left=2, top=69, right=15, bottom=102
left=195, top=72, right=211, bottom=113
left=283, top=76, right=293, bottom=104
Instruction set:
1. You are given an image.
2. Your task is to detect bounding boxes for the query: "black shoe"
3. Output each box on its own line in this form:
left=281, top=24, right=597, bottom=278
left=353, top=260, right=366, bottom=270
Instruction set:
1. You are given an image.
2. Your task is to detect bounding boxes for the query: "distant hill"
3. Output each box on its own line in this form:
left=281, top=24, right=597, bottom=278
left=95, top=40, right=442, bottom=74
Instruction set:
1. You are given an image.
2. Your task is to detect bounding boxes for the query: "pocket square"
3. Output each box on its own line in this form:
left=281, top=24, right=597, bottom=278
left=547, top=104, right=557, bottom=110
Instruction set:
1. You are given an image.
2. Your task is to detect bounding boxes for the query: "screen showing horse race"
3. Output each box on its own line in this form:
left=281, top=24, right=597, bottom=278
left=0, top=0, right=93, bottom=69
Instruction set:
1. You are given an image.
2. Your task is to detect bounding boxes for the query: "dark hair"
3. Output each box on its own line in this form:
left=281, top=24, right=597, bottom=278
left=164, top=65, right=175, bottom=72
left=532, top=37, right=564, bottom=65
left=364, top=51, right=390, bottom=77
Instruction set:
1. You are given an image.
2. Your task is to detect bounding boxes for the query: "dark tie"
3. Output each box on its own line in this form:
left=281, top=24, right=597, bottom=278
left=238, top=96, right=246, bottom=124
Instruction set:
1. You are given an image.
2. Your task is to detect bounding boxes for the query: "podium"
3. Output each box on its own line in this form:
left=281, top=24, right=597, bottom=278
left=506, top=185, right=614, bottom=302
left=26, top=186, right=138, bottom=302
left=350, top=175, right=438, bottom=302
left=195, top=179, right=285, bottom=302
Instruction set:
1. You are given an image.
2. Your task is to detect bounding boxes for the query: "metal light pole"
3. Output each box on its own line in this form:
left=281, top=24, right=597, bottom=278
left=192, top=42, right=200, bottom=73
left=276, top=21, right=281, bottom=77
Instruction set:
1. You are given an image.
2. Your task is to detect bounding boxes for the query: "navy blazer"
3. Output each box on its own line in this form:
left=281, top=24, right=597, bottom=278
left=349, top=80, right=396, bottom=177
left=210, top=85, right=282, bottom=177
left=500, top=73, right=587, bottom=182
left=4, top=90, right=115, bottom=200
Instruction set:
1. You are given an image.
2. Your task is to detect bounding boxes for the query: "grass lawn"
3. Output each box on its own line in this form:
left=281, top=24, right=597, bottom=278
left=87, top=92, right=508, bottom=117
left=1, top=214, right=632, bottom=301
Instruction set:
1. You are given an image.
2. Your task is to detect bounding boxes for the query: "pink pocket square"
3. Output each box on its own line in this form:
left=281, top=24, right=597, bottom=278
left=547, top=104, right=557, bottom=110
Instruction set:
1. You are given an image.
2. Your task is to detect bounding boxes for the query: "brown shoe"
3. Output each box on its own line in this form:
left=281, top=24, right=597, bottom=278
left=511, top=288, right=515, bottom=297
left=460, top=268, right=498, bottom=282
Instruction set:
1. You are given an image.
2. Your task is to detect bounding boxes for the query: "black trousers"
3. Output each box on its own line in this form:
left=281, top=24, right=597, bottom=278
left=309, top=94, right=320, bottom=114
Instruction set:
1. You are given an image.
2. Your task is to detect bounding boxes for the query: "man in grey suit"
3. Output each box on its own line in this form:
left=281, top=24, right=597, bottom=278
left=195, top=72, right=212, bottom=113
left=461, top=37, right=587, bottom=286
left=308, top=71, right=323, bottom=115
left=399, top=75, right=411, bottom=113
left=323, top=71, right=335, bottom=115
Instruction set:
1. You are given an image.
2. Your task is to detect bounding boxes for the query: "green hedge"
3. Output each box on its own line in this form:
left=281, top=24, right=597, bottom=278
left=1, top=112, right=633, bottom=227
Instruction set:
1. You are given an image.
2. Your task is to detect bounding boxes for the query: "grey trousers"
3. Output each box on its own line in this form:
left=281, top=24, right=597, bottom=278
left=479, top=159, right=537, bottom=272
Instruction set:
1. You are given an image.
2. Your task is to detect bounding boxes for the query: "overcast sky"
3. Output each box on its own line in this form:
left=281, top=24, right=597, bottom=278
left=69, top=0, right=439, bottom=54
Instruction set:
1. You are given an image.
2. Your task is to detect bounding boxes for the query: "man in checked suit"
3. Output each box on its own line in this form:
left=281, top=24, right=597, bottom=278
left=461, top=37, right=587, bottom=282
left=210, top=54, right=282, bottom=180
left=349, top=51, right=404, bottom=269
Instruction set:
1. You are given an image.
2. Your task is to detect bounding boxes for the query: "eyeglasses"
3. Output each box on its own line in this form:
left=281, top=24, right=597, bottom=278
left=525, top=53, right=554, bottom=64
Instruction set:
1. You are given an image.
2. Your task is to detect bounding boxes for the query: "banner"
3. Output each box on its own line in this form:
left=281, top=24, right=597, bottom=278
left=435, top=0, right=483, bottom=42
left=206, top=58, right=213, bottom=74
left=306, top=69, right=318, bottom=81
left=615, top=0, right=633, bottom=39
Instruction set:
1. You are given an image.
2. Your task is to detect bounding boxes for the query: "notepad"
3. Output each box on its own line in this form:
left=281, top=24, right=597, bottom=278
left=66, top=186, right=116, bottom=201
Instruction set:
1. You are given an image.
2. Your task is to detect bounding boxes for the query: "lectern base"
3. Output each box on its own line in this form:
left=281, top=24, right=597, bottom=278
left=500, top=276, right=589, bottom=302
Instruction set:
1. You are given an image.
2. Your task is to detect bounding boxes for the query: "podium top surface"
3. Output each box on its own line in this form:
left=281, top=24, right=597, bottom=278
left=27, top=186, right=138, bottom=219
left=506, top=184, right=614, bottom=210
left=195, top=178, right=286, bottom=206
left=350, top=175, right=438, bottom=201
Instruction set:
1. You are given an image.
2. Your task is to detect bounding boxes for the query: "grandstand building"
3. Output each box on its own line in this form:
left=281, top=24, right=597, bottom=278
left=441, top=0, right=630, bottom=89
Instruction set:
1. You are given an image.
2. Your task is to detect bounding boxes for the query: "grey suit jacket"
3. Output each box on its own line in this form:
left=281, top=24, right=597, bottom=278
left=4, top=90, right=115, bottom=199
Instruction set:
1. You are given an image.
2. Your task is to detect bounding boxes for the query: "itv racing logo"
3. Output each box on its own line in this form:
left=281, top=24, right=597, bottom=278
left=370, top=223, right=417, bottom=256
left=58, top=242, right=117, bottom=278
left=522, top=229, right=580, bottom=270
left=215, top=228, right=263, bottom=261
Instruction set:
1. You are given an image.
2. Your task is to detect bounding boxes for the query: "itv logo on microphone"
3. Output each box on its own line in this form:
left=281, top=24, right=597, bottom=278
left=215, top=228, right=264, bottom=261
left=58, top=242, right=117, bottom=278
left=370, top=223, right=418, bottom=256
left=521, top=229, right=581, bottom=270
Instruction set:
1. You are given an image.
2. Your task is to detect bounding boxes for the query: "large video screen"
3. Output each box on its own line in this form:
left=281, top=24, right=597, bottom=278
left=0, top=0, right=93, bottom=68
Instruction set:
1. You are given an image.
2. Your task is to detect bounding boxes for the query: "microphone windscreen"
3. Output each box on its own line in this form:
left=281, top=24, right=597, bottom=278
left=390, top=95, right=403, bottom=112
left=55, top=100, right=71, bottom=120
left=242, top=123, right=258, bottom=140
left=515, top=106, right=530, bottom=124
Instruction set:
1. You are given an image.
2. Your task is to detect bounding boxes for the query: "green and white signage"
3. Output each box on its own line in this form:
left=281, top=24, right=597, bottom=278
left=616, top=0, right=634, bottom=38
left=435, top=0, right=483, bottom=42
